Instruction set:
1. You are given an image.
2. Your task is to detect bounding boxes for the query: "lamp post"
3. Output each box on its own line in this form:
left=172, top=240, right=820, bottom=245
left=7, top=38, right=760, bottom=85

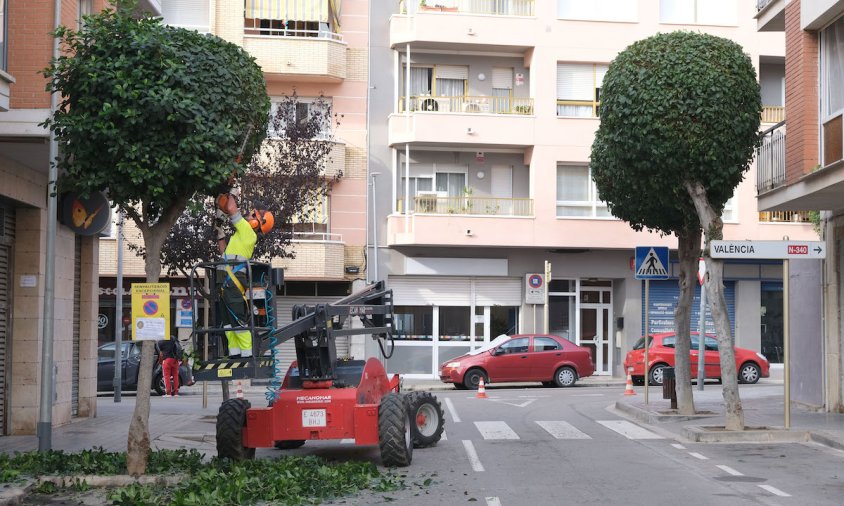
left=370, top=172, right=381, bottom=282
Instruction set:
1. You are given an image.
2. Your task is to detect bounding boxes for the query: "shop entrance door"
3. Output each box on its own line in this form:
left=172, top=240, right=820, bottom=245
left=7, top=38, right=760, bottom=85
left=579, top=284, right=612, bottom=375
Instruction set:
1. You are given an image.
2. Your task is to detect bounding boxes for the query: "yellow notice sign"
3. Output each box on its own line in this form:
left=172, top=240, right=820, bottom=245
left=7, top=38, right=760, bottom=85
left=131, top=283, right=170, bottom=341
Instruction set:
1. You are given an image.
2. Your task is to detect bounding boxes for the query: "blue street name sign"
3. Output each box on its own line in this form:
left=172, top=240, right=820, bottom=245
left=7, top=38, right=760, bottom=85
left=634, top=246, right=670, bottom=280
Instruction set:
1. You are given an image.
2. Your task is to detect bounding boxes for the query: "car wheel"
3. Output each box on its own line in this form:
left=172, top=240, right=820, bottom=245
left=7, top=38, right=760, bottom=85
left=632, top=376, right=645, bottom=386
left=554, top=367, right=577, bottom=387
left=463, top=369, right=487, bottom=390
left=453, top=383, right=468, bottom=390
left=153, top=373, right=166, bottom=396
left=738, top=362, right=761, bottom=384
left=378, top=393, right=413, bottom=467
left=649, top=364, right=667, bottom=386
left=217, top=399, right=256, bottom=461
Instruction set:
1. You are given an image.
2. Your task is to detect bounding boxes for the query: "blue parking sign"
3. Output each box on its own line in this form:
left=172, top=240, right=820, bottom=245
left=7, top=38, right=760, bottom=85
left=634, top=247, right=670, bottom=280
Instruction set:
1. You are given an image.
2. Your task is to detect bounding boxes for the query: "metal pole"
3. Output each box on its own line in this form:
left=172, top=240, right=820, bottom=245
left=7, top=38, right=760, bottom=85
left=644, top=279, right=650, bottom=404
left=543, top=261, right=551, bottom=333
left=371, top=173, right=380, bottom=282
left=697, top=280, right=706, bottom=390
left=784, top=259, right=790, bottom=428
left=113, top=211, right=124, bottom=401
left=202, top=275, right=209, bottom=409
left=37, top=0, right=63, bottom=452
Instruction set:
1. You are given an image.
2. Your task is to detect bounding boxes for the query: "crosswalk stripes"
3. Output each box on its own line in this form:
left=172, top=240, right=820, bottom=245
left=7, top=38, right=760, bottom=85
left=536, top=420, right=592, bottom=439
left=475, top=421, right=520, bottom=440
left=596, top=420, right=664, bottom=439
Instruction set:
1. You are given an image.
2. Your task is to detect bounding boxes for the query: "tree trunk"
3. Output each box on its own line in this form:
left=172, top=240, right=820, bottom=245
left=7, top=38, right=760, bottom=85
left=126, top=201, right=187, bottom=475
left=686, top=181, right=744, bottom=430
left=673, top=226, right=700, bottom=415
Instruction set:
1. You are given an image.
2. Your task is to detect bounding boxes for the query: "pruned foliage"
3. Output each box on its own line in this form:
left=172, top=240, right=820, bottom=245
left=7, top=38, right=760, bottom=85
left=156, top=92, right=342, bottom=276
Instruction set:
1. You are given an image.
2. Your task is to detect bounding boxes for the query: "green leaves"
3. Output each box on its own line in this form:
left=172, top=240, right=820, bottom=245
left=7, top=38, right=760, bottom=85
left=591, top=31, right=761, bottom=236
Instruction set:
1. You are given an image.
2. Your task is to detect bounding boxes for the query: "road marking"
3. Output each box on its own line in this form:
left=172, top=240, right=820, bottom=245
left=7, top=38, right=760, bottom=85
left=440, top=430, right=447, bottom=441
left=536, top=421, right=592, bottom=439
left=485, top=497, right=502, bottom=506
left=716, top=465, right=743, bottom=476
left=488, top=398, right=536, bottom=408
left=475, top=421, right=520, bottom=440
left=671, top=443, right=686, bottom=450
left=444, top=397, right=461, bottom=423
left=462, top=440, right=485, bottom=472
left=517, top=395, right=549, bottom=398
left=758, top=485, right=791, bottom=497
left=688, top=452, right=709, bottom=460
left=596, top=420, right=664, bottom=439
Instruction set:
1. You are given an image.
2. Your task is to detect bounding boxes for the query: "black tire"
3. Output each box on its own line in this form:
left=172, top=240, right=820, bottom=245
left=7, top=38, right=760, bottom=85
left=153, top=374, right=166, bottom=396
left=453, top=383, right=468, bottom=390
left=274, top=440, right=306, bottom=450
left=217, top=399, right=256, bottom=461
left=406, top=392, right=444, bottom=448
left=649, top=364, right=667, bottom=386
left=632, top=376, right=645, bottom=386
left=738, top=362, right=761, bottom=384
left=554, top=366, right=577, bottom=387
left=463, top=369, right=487, bottom=390
left=378, top=393, right=412, bottom=467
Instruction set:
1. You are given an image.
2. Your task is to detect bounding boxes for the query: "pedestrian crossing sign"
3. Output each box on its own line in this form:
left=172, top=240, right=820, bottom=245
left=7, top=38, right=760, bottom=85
left=634, top=246, right=670, bottom=280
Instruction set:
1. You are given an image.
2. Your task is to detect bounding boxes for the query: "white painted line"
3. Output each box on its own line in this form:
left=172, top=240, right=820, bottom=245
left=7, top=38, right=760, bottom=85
left=671, top=443, right=686, bottom=450
left=536, top=421, right=592, bottom=439
left=462, top=440, right=485, bottom=472
left=758, top=485, right=791, bottom=497
left=485, top=497, right=502, bottom=506
left=716, top=465, right=743, bottom=476
left=340, top=439, right=354, bottom=444
left=597, top=420, right=664, bottom=439
left=688, top=452, right=709, bottom=460
left=444, top=397, right=461, bottom=423
left=440, top=430, right=447, bottom=441
left=475, top=421, right=520, bottom=440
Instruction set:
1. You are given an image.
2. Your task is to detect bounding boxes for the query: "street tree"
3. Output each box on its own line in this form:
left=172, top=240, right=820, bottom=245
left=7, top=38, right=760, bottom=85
left=43, top=0, right=269, bottom=473
left=152, top=93, right=342, bottom=279
left=590, top=31, right=761, bottom=429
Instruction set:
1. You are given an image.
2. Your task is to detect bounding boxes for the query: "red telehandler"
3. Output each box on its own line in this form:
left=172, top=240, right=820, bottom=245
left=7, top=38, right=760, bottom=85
left=188, top=260, right=444, bottom=466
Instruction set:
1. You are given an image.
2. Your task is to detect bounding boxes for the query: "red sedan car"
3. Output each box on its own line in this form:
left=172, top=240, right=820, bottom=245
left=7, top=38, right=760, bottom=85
left=440, top=334, right=595, bottom=389
left=623, top=332, right=770, bottom=386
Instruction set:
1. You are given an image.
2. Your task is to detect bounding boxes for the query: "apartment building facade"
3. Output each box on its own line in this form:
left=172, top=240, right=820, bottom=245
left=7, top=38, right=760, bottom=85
left=369, top=0, right=817, bottom=380
left=756, top=0, right=844, bottom=412
left=97, top=0, right=370, bottom=369
left=0, top=1, right=162, bottom=436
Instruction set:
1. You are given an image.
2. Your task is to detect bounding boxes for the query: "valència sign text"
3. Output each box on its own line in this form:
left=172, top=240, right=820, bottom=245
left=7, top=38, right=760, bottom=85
left=710, top=240, right=826, bottom=259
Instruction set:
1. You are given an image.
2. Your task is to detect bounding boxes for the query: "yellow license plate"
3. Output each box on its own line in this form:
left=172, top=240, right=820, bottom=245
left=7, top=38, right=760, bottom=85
left=217, top=368, right=233, bottom=378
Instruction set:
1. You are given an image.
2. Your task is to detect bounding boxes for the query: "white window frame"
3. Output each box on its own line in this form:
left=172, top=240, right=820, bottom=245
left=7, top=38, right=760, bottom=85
left=557, top=0, right=637, bottom=23
left=721, top=194, right=738, bottom=223
left=556, top=63, right=607, bottom=118
left=659, top=0, right=737, bottom=26
left=555, top=164, right=613, bottom=219
left=820, top=16, right=844, bottom=167
left=268, top=96, right=333, bottom=140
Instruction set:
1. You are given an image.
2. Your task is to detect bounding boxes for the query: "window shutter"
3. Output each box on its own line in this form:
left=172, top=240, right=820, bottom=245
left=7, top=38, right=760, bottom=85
left=436, top=65, right=469, bottom=80
left=556, top=63, right=594, bottom=101
left=492, top=68, right=513, bottom=89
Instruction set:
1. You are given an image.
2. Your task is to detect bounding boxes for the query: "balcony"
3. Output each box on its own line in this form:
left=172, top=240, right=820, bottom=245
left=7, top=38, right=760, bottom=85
left=756, top=121, right=785, bottom=193
left=392, top=1, right=536, bottom=51
left=761, top=106, right=785, bottom=124
left=389, top=109, right=535, bottom=147
left=758, top=211, right=814, bottom=223
left=256, top=139, right=345, bottom=178
left=399, top=95, right=533, bottom=115
left=272, top=233, right=346, bottom=280
left=398, top=196, right=533, bottom=216
left=755, top=0, right=785, bottom=32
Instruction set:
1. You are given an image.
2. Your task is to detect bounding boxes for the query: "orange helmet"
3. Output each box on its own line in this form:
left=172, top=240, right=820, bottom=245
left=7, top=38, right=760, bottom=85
left=248, top=209, right=274, bottom=235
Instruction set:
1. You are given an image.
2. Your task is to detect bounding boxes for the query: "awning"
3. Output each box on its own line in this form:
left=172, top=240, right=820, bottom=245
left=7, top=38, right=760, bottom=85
left=245, top=0, right=342, bottom=27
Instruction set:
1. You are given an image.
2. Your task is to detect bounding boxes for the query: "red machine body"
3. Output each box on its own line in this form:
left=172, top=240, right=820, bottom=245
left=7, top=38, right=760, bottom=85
left=243, top=358, right=401, bottom=448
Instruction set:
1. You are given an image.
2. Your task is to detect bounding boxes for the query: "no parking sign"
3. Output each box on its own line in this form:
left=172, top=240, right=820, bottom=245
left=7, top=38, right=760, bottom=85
left=131, top=283, right=170, bottom=341
left=525, top=273, right=545, bottom=304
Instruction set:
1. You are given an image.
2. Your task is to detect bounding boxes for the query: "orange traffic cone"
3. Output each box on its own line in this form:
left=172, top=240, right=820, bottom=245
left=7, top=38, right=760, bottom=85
left=236, top=380, right=244, bottom=399
left=476, top=377, right=489, bottom=399
left=624, top=369, right=636, bottom=396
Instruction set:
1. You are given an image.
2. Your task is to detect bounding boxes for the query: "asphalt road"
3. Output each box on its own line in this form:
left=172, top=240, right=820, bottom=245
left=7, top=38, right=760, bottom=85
left=301, top=384, right=844, bottom=506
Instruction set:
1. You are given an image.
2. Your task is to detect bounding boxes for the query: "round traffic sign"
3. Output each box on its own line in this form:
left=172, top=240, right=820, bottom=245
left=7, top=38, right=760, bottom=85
left=528, top=274, right=543, bottom=288
left=143, top=300, right=158, bottom=316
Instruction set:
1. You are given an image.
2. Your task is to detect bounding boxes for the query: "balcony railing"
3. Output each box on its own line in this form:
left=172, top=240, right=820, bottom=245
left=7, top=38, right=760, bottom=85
left=290, top=231, right=343, bottom=242
left=758, top=211, right=813, bottom=223
left=398, top=95, right=534, bottom=114
left=400, top=0, right=535, bottom=16
left=244, top=22, right=343, bottom=41
left=398, top=196, right=533, bottom=216
left=756, top=121, right=786, bottom=193
left=761, top=106, right=784, bottom=124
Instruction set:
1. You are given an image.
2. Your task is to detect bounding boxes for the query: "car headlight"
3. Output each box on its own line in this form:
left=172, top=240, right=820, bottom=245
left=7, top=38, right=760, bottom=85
left=445, top=362, right=461, bottom=368
left=756, top=352, right=767, bottom=362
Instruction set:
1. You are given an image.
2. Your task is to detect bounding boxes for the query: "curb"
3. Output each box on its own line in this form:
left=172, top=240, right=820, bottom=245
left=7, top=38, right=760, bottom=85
left=0, top=474, right=187, bottom=505
left=808, top=430, right=844, bottom=452
left=614, top=401, right=717, bottom=424
left=0, top=481, right=33, bottom=506
left=683, top=426, right=810, bottom=443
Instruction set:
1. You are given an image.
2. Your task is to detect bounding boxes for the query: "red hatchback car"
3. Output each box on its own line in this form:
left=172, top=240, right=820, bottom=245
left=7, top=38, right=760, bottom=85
left=440, top=334, right=595, bottom=389
left=623, top=332, right=770, bottom=386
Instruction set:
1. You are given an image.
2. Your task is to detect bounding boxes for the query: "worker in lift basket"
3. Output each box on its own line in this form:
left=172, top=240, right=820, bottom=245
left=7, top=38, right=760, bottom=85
left=215, top=191, right=274, bottom=358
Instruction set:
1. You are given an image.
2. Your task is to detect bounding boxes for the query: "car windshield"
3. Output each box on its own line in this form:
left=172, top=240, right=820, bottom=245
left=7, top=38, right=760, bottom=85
left=468, top=334, right=510, bottom=356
